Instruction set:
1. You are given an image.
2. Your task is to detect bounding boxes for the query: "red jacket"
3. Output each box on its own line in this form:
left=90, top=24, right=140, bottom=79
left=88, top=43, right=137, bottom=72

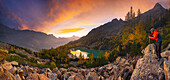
left=149, top=30, right=162, bottom=42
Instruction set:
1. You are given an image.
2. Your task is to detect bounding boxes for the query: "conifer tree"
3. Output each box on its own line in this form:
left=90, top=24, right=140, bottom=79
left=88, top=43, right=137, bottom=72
left=137, top=9, right=141, bottom=17
left=91, top=53, right=94, bottom=64
left=78, top=53, right=83, bottom=65
left=130, top=6, right=133, bottom=19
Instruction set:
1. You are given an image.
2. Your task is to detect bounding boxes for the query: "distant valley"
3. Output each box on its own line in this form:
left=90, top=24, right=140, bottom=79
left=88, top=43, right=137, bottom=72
left=0, top=24, right=79, bottom=51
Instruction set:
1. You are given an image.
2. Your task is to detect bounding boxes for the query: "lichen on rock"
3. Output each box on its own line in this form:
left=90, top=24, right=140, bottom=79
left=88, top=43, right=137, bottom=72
left=131, top=44, right=164, bottom=80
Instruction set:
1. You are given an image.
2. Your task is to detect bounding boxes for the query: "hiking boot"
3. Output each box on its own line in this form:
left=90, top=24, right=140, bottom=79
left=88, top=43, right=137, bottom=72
left=158, top=58, right=160, bottom=61
left=155, top=57, right=160, bottom=61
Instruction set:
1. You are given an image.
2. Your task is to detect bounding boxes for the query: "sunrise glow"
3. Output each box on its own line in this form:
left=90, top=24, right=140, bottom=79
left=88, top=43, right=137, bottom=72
left=0, top=0, right=169, bottom=37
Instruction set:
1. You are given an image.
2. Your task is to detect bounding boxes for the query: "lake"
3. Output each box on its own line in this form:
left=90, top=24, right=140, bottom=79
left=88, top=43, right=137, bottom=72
left=71, top=48, right=109, bottom=58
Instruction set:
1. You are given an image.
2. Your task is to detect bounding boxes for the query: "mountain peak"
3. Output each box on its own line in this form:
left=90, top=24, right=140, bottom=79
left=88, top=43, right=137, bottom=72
left=111, top=18, right=118, bottom=22
left=153, top=3, right=163, bottom=9
left=119, top=18, right=123, bottom=22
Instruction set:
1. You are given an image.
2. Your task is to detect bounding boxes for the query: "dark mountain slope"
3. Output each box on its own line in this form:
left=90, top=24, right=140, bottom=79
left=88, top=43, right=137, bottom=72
left=68, top=18, right=124, bottom=49
left=68, top=3, right=166, bottom=50
left=140, top=3, right=166, bottom=21
left=0, top=24, right=79, bottom=51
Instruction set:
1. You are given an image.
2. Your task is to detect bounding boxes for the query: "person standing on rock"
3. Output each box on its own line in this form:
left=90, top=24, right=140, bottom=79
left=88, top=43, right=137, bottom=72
left=149, top=28, right=162, bottom=61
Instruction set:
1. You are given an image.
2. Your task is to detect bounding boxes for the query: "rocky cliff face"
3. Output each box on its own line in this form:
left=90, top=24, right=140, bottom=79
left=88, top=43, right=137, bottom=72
left=87, top=18, right=125, bottom=36
left=131, top=44, right=164, bottom=80
left=0, top=43, right=169, bottom=80
left=140, top=3, right=166, bottom=21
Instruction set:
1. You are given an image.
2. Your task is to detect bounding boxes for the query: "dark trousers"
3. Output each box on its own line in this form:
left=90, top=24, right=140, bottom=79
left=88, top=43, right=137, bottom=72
left=156, top=41, right=162, bottom=58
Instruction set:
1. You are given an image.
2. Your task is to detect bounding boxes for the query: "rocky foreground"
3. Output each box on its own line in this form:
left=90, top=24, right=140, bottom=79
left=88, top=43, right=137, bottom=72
left=0, top=44, right=169, bottom=80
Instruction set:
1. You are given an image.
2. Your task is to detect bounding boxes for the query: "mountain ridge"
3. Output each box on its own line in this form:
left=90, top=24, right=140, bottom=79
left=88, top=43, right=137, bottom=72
left=139, top=3, right=166, bottom=21
left=0, top=24, right=79, bottom=51
left=68, top=3, right=166, bottom=50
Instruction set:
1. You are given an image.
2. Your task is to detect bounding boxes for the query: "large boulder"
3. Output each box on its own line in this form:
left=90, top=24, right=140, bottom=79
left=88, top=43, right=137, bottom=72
left=86, top=72, right=99, bottom=80
left=62, top=72, right=75, bottom=80
left=68, top=73, right=85, bottom=80
left=0, top=66, right=4, bottom=76
left=119, top=66, right=133, bottom=80
left=17, top=68, right=25, bottom=79
left=52, top=67, right=58, bottom=73
left=109, top=65, right=118, bottom=75
left=0, top=49, right=8, bottom=61
left=41, top=68, right=52, bottom=73
left=106, top=75, right=114, bottom=80
left=79, top=69, right=88, bottom=77
left=9, top=61, right=18, bottom=66
left=68, top=67, right=79, bottom=73
left=119, top=58, right=126, bottom=65
left=118, top=76, right=123, bottom=80
left=98, top=75, right=104, bottom=80
left=51, top=68, right=61, bottom=79
left=0, top=65, right=16, bottom=80
left=161, top=50, right=170, bottom=58
left=49, top=73, right=59, bottom=80
left=21, top=66, right=29, bottom=76
left=59, top=68, right=67, bottom=74
left=90, top=68, right=96, bottom=72
left=15, top=74, right=21, bottom=80
left=39, top=74, right=51, bottom=80
left=56, top=70, right=62, bottom=79
left=164, top=60, right=170, bottom=80
left=33, top=67, right=41, bottom=73
left=131, top=44, right=164, bottom=80
left=26, top=73, right=39, bottom=80
left=98, top=67, right=105, bottom=72
left=25, top=71, right=53, bottom=80
left=98, top=71, right=109, bottom=79
left=8, top=66, right=17, bottom=75
left=21, top=66, right=33, bottom=77
left=141, top=43, right=156, bottom=55
left=115, top=57, right=121, bottom=63
left=26, top=73, right=51, bottom=80
left=3, top=62, right=13, bottom=70
left=28, top=67, right=34, bottom=74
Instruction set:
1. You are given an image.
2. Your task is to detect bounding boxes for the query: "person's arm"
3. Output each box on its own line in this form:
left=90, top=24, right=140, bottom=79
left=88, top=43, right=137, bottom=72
left=149, top=33, right=158, bottom=39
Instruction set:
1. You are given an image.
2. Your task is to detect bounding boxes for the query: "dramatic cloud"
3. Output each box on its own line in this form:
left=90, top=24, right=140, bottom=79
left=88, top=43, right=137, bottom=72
left=0, top=0, right=169, bottom=37
left=59, top=28, right=85, bottom=34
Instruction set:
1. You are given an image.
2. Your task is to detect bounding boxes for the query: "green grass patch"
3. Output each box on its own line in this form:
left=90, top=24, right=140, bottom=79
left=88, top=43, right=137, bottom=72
left=4, top=55, right=70, bottom=70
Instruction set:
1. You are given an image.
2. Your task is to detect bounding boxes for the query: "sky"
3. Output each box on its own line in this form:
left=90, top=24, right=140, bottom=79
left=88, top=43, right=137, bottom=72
left=0, top=0, right=169, bottom=37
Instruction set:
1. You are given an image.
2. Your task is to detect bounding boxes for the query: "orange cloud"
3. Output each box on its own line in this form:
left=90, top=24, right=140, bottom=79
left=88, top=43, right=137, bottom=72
left=44, top=0, right=106, bottom=26
left=20, top=24, right=29, bottom=30
left=59, top=28, right=84, bottom=34
left=44, top=0, right=160, bottom=28
left=1, top=0, right=168, bottom=37
left=41, top=0, right=168, bottom=37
